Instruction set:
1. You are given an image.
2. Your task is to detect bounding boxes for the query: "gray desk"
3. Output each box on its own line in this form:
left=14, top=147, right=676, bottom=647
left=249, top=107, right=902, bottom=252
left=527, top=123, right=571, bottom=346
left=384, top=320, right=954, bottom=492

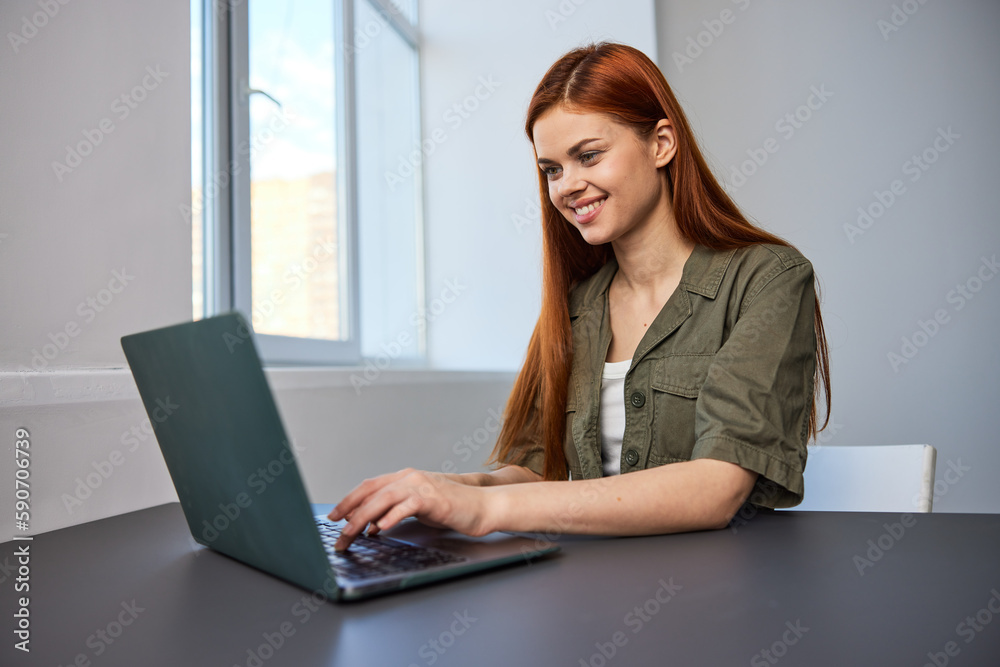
left=2, top=503, right=998, bottom=666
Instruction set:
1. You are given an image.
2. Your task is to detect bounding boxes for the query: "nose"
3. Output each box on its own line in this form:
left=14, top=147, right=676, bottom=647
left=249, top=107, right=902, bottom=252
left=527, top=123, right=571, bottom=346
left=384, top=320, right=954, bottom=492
left=555, top=165, right=586, bottom=199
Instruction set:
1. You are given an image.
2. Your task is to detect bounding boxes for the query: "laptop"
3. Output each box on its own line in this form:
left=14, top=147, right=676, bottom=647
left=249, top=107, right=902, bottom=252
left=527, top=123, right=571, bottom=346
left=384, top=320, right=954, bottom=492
left=120, top=312, right=558, bottom=601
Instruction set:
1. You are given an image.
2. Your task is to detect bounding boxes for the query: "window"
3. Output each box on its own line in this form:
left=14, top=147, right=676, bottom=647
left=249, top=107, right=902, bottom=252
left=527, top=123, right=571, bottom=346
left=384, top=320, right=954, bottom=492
left=191, top=0, right=423, bottom=365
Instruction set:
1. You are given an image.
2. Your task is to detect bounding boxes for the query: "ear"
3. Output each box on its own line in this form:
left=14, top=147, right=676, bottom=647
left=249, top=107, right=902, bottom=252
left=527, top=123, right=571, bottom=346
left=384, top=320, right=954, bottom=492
left=652, top=118, right=677, bottom=169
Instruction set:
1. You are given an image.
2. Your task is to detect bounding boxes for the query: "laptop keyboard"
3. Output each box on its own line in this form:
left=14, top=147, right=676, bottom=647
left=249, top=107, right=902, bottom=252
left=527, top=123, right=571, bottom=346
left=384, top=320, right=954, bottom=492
left=315, top=517, right=467, bottom=579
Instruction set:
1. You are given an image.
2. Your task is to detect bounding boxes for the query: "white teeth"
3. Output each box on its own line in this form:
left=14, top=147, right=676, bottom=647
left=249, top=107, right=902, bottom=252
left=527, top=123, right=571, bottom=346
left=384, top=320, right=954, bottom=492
left=574, top=198, right=606, bottom=215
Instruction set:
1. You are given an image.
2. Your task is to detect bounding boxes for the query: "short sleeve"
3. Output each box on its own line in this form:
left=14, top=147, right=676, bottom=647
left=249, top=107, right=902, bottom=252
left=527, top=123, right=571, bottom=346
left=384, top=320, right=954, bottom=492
left=691, top=258, right=816, bottom=508
left=519, top=447, right=545, bottom=478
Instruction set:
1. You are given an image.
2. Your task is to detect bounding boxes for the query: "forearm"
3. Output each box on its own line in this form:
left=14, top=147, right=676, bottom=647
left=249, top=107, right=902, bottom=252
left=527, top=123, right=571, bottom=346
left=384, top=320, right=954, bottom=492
left=446, top=465, right=543, bottom=487
left=485, top=459, right=757, bottom=535
left=482, top=464, right=543, bottom=485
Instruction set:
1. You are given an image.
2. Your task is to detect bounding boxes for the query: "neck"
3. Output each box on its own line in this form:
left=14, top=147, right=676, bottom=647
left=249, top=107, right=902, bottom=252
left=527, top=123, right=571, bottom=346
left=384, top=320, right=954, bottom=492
left=610, top=194, right=694, bottom=293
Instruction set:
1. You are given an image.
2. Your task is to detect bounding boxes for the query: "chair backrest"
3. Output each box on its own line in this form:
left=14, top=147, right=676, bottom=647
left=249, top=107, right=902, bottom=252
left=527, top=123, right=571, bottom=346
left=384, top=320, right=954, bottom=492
left=790, top=444, right=937, bottom=513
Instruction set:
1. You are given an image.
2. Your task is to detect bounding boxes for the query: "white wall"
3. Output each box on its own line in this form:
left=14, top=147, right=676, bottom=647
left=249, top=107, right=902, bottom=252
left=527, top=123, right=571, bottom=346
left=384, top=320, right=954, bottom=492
left=0, top=0, right=192, bottom=535
left=655, top=0, right=1000, bottom=512
left=419, top=0, right=657, bottom=369
left=0, top=0, right=191, bottom=370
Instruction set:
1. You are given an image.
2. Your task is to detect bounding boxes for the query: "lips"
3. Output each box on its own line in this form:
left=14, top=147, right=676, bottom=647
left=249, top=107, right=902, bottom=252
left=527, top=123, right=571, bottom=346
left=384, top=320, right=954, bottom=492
left=572, top=196, right=606, bottom=224
left=572, top=196, right=606, bottom=214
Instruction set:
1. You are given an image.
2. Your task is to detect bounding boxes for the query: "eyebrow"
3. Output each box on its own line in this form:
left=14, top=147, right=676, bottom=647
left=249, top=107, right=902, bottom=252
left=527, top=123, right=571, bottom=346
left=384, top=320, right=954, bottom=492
left=536, top=137, right=603, bottom=165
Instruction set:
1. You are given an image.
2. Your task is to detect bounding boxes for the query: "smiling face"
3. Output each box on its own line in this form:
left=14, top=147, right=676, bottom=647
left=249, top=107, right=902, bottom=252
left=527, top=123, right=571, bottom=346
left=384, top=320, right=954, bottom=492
left=532, top=105, right=676, bottom=247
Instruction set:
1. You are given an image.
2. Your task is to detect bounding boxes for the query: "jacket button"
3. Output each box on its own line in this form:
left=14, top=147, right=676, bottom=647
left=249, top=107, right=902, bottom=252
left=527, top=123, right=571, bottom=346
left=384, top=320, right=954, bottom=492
left=624, top=449, right=639, bottom=466
left=630, top=391, right=645, bottom=408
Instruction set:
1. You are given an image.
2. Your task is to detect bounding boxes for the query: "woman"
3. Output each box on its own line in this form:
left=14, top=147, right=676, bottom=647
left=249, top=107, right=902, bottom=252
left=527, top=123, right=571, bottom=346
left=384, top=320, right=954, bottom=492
left=330, top=42, right=830, bottom=551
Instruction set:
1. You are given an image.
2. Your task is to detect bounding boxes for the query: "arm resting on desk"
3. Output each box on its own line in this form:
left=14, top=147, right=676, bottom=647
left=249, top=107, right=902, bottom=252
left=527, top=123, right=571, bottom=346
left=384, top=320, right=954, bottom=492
left=329, top=460, right=755, bottom=550
left=487, top=459, right=755, bottom=535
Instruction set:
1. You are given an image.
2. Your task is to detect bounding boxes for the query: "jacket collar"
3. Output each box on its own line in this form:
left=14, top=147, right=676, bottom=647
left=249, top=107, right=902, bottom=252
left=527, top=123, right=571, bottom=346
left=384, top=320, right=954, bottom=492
left=568, top=244, right=737, bottom=317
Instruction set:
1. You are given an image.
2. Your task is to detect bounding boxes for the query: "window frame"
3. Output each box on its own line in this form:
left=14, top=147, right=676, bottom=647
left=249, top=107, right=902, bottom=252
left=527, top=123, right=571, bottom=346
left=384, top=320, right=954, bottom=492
left=199, top=0, right=421, bottom=365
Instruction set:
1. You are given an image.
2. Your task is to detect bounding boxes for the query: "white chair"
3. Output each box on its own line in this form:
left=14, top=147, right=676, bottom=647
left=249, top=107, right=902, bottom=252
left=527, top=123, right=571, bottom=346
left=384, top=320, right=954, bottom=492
left=787, top=444, right=937, bottom=513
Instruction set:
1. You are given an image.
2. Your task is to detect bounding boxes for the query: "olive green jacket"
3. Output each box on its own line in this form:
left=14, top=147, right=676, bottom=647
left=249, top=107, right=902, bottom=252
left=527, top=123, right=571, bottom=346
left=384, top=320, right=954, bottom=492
left=517, top=243, right=816, bottom=508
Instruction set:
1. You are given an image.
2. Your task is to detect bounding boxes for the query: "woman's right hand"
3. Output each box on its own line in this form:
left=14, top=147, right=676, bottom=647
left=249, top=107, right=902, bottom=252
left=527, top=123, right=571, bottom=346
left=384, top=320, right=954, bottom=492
left=326, top=465, right=541, bottom=548
left=327, top=468, right=497, bottom=550
left=327, top=468, right=485, bottom=532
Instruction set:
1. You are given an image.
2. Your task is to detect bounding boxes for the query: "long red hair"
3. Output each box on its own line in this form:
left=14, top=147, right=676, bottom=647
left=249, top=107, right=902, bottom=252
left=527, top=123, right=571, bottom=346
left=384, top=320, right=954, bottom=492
left=489, top=42, right=831, bottom=480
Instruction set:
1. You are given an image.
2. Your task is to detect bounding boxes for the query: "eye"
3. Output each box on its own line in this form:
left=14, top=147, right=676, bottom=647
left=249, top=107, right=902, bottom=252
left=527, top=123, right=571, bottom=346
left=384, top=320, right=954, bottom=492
left=580, top=150, right=602, bottom=164
left=542, top=165, right=562, bottom=179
